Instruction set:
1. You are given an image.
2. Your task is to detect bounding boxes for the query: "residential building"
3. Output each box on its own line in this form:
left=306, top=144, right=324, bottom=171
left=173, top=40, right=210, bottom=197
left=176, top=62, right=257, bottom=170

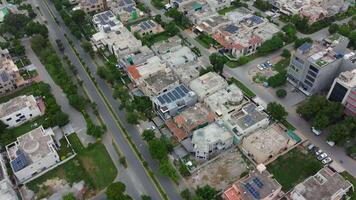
left=126, top=56, right=166, bottom=82
left=240, top=124, right=298, bottom=164
left=189, top=72, right=228, bottom=100
left=327, top=69, right=356, bottom=116
left=78, top=0, right=107, bottom=13
left=0, top=3, right=18, bottom=22
left=223, top=103, right=269, bottom=137
left=0, top=95, right=44, bottom=128
left=189, top=7, right=217, bottom=24
left=139, top=69, right=180, bottom=97
left=171, top=60, right=203, bottom=85
left=174, top=0, right=206, bottom=16
left=151, top=36, right=182, bottom=55
left=92, top=10, right=123, bottom=33
left=204, top=84, right=245, bottom=117
left=195, top=15, right=230, bottom=35
left=107, top=0, right=142, bottom=23
left=289, top=167, right=353, bottom=200
left=174, top=103, right=215, bottom=133
left=152, top=84, right=198, bottom=120
left=0, top=154, right=18, bottom=200
left=161, top=46, right=197, bottom=67
left=6, top=126, right=60, bottom=183
left=191, top=121, right=234, bottom=160
left=206, top=0, right=231, bottom=11
left=223, top=166, right=282, bottom=200
left=119, top=46, right=155, bottom=67
left=131, top=19, right=164, bottom=36
left=0, top=48, right=23, bottom=95
left=287, top=34, right=350, bottom=95
left=0, top=70, right=16, bottom=95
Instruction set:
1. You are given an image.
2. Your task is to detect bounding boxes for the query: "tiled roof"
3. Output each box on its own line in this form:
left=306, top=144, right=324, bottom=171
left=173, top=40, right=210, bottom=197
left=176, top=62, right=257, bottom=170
left=127, top=65, right=141, bottom=80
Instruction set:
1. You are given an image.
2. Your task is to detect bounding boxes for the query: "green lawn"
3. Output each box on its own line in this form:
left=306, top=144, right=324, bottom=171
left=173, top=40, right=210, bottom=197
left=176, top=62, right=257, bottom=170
left=341, top=172, right=356, bottom=200
left=195, top=34, right=218, bottom=49
left=267, top=148, right=323, bottom=191
left=218, top=6, right=238, bottom=15
left=58, top=137, right=74, bottom=160
left=27, top=134, right=117, bottom=197
left=140, top=31, right=172, bottom=47
left=229, top=78, right=256, bottom=98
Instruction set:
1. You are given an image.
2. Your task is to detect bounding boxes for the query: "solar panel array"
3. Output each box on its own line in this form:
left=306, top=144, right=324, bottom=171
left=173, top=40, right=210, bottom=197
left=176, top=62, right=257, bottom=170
left=156, top=85, right=190, bottom=105
left=11, top=150, right=28, bottom=172
left=0, top=71, right=9, bottom=82
left=224, top=25, right=238, bottom=34
left=250, top=15, right=264, bottom=24
left=140, top=20, right=156, bottom=30
left=244, top=183, right=260, bottom=199
left=253, top=178, right=264, bottom=188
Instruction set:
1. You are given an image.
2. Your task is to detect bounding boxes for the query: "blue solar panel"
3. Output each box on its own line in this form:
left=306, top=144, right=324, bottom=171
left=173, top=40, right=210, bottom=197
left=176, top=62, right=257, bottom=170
left=148, top=20, right=156, bottom=28
left=172, top=90, right=181, bottom=99
left=11, top=150, right=28, bottom=172
left=176, top=86, right=185, bottom=96
left=224, top=25, right=238, bottom=33
left=157, top=96, right=165, bottom=104
left=180, top=85, right=189, bottom=93
left=168, top=92, right=176, bottom=101
left=298, top=43, right=312, bottom=53
left=245, top=183, right=260, bottom=199
left=250, top=15, right=264, bottom=24
left=162, top=94, right=171, bottom=103
left=253, top=178, right=264, bottom=188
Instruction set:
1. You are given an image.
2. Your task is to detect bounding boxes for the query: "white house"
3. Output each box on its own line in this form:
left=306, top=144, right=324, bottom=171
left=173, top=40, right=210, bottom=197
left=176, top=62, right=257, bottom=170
left=0, top=95, right=44, bottom=128
left=0, top=154, right=18, bottom=200
left=6, top=126, right=60, bottom=183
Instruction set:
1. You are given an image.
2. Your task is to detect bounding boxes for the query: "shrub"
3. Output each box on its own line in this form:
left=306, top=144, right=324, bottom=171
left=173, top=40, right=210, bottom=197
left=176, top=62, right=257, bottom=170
left=276, top=89, right=287, bottom=98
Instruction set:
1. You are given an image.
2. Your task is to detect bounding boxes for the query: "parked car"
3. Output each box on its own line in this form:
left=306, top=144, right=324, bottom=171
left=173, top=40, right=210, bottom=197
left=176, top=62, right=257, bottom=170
left=326, top=141, right=335, bottom=147
left=315, top=149, right=323, bottom=156
left=318, top=153, right=328, bottom=160
left=322, top=157, right=332, bottom=164
left=307, top=144, right=315, bottom=151
left=312, top=127, right=322, bottom=136
left=55, top=39, right=65, bottom=52
left=257, top=64, right=264, bottom=71
left=164, top=4, right=172, bottom=10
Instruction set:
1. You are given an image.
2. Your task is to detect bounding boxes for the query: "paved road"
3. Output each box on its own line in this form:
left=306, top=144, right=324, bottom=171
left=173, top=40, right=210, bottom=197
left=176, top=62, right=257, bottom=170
left=35, top=0, right=183, bottom=199
left=30, top=0, right=168, bottom=199
left=22, top=38, right=90, bottom=144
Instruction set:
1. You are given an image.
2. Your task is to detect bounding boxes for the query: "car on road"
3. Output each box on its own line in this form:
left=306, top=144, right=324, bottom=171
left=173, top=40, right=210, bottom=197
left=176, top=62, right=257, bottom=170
left=326, top=141, right=335, bottom=147
left=312, top=127, right=322, bottom=136
left=318, top=153, right=328, bottom=160
left=55, top=39, right=65, bottom=52
left=307, top=143, right=315, bottom=151
left=315, top=149, right=323, bottom=156
left=322, top=157, right=332, bottom=164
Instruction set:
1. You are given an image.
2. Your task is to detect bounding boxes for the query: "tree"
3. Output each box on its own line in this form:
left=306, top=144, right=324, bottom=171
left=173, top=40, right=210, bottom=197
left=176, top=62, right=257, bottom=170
left=282, top=23, right=297, bottom=42
left=142, top=129, right=155, bottom=142
left=87, top=119, right=105, bottom=138
left=63, top=193, right=76, bottom=200
left=25, top=21, right=49, bottom=37
left=10, top=39, right=25, bottom=56
left=179, top=162, right=191, bottom=177
left=71, top=10, right=86, bottom=25
left=253, top=0, right=272, bottom=11
left=141, top=195, right=152, bottom=200
left=154, top=14, right=162, bottom=24
left=312, top=114, right=329, bottom=129
left=81, top=41, right=94, bottom=57
left=0, top=121, right=8, bottom=134
left=281, top=49, right=291, bottom=58
left=126, top=111, right=139, bottom=124
left=258, top=34, right=284, bottom=55
left=209, top=53, right=227, bottom=74
left=267, top=102, right=288, bottom=121
left=276, top=88, right=287, bottom=98
left=165, top=22, right=179, bottom=36
left=106, top=182, right=133, bottom=200
left=159, top=159, right=179, bottom=182
left=148, top=139, right=168, bottom=161
left=294, top=37, right=312, bottom=48
left=328, top=23, right=339, bottom=34
left=132, top=96, right=152, bottom=118
left=267, top=71, right=287, bottom=88
left=0, top=13, right=30, bottom=37
left=195, top=185, right=218, bottom=200
left=180, top=189, right=192, bottom=200
left=68, top=94, right=87, bottom=111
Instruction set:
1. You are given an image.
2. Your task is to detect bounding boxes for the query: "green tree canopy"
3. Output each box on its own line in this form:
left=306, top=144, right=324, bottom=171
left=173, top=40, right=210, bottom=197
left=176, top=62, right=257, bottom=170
left=0, top=13, right=30, bottom=37
left=63, top=193, right=76, bottom=200
left=267, top=102, right=288, bottom=121
left=71, top=10, right=86, bottom=25
left=142, top=129, right=155, bottom=142
left=106, top=182, right=132, bottom=200
left=148, top=139, right=168, bottom=161
left=25, top=21, right=49, bottom=37
left=195, top=185, right=218, bottom=200
left=209, top=53, right=227, bottom=74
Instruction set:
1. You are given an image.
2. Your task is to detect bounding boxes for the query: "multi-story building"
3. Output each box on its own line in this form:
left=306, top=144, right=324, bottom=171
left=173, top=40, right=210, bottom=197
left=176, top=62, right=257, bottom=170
left=223, top=166, right=282, bottom=200
left=152, top=84, right=198, bottom=120
left=0, top=48, right=23, bottom=95
left=204, top=84, right=245, bottom=117
left=107, top=0, right=141, bottom=23
left=131, top=19, right=164, bottom=36
left=189, top=72, right=228, bottom=100
left=171, top=60, right=203, bottom=85
left=78, top=0, right=107, bottom=13
left=327, top=69, right=356, bottom=116
left=126, top=56, right=167, bottom=83
left=192, top=121, right=234, bottom=160
left=287, top=34, right=350, bottom=96
left=161, top=46, right=197, bottom=68
left=205, top=0, right=231, bottom=11
left=195, top=15, right=230, bottom=35
left=0, top=154, right=18, bottom=200
left=92, top=10, right=123, bottom=33
left=151, top=36, right=182, bottom=55
left=6, top=126, right=60, bottom=183
left=288, top=167, right=353, bottom=200
left=139, top=69, right=180, bottom=97
left=0, top=95, right=44, bottom=128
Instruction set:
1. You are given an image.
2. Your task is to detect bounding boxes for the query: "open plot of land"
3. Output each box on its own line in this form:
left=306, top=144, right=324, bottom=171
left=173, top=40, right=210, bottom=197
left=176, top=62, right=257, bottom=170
left=187, top=148, right=248, bottom=190
left=267, top=147, right=323, bottom=191
left=27, top=134, right=117, bottom=198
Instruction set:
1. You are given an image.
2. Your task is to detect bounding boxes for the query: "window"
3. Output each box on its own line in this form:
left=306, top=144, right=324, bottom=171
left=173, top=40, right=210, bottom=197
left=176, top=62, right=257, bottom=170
left=309, top=65, right=319, bottom=73
left=6, top=118, right=12, bottom=121
left=328, top=82, right=348, bottom=102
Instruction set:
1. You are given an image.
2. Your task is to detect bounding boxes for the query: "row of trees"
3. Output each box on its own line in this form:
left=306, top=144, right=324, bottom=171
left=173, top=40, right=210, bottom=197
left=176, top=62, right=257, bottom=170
left=180, top=185, right=219, bottom=200
left=328, top=15, right=356, bottom=49
left=165, top=8, right=192, bottom=29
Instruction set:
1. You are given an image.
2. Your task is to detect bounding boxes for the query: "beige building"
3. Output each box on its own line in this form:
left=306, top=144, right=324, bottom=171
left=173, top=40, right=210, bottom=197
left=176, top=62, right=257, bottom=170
left=0, top=48, right=23, bottom=95
left=189, top=72, right=228, bottom=101
left=131, top=19, right=164, bottom=36
left=139, top=69, right=180, bottom=97
left=78, top=0, right=107, bottom=13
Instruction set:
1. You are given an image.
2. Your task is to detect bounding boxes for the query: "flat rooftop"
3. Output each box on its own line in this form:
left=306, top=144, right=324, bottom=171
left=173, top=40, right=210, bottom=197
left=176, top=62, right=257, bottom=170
left=161, top=46, right=197, bottom=67
left=228, top=103, right=268, bottom=131
left=241, top=123, right=296, bottom=164
left=151, top=36, right=182, bottom=54
left=92, top=11, right=122, bottom=33
left=189, top=72, right=228, bottom=100
left=171, top=60, right=202, bottom=84
left=290, top=167, right=353, bottom=200
left=336, top=69, right=356, bottom=88
left=224, top=170, right=281, bottom=200
left=174, top=103, right=215, bottom=132
left=204, top=84, right=244, bottom=117
left=6, top=126, right=56, bottom=172
left=0, top=95, right=38, bottom=118
left=143, top=70, right=179, bottom=93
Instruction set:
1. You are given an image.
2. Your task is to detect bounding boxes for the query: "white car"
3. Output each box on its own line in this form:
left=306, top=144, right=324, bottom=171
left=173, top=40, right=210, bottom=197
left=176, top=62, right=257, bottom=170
left=318, top=153, right=328, bottom=160
left=257, top=64, right=264, bottom=71
left=307, top=144, right=315, bottom=151
left=315, top=149, right=323, bottom=156
left=322, top=157, right=332, bottom=164
left=326, top=141, right=335, bottom=147
left=312, top=127, right=322, bottom=136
